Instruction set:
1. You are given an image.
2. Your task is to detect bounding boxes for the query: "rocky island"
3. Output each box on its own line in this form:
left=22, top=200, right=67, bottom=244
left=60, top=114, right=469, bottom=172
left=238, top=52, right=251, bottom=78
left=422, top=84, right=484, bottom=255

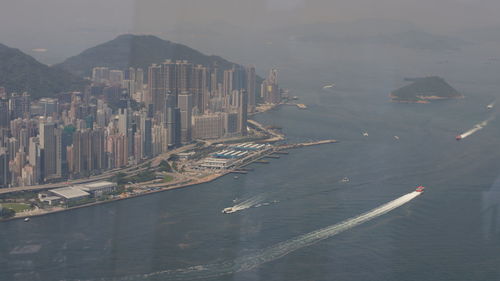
left=390, top=76, right=462, bottom=103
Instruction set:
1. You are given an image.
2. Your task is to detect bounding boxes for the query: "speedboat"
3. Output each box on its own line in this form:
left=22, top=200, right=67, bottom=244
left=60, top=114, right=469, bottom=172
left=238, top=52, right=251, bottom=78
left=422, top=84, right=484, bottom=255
left=222, top=207, right=234, bottom=214
left=341, top=177, right=350, bottom=183
left=456, top=135, right=462, bottom=141
left=24, top=217, right=30, bottom=222
left=362, top=132, right=369, bottom=137
left=416, top=186, right=425, bottom=192
left=394, top=136, right=400, bottom=140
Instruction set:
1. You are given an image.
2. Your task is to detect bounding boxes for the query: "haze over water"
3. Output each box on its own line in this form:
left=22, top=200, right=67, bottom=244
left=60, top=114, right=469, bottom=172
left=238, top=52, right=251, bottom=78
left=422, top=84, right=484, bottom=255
left=3, top=40, right=500, bottom=281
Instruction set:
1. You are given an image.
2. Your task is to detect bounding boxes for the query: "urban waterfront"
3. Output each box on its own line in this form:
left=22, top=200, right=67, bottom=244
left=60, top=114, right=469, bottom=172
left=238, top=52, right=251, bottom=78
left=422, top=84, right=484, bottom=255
left=3, top=40, right=500, bottom=280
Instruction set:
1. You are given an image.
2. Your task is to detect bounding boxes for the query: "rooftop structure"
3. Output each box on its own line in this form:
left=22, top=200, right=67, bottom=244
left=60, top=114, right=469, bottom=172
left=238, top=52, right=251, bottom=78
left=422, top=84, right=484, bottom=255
left=49, top=186, right=90, bottom=200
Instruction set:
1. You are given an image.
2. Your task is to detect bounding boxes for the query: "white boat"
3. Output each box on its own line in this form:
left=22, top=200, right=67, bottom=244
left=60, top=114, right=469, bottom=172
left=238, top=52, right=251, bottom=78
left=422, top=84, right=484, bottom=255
left=322, top=83, right=335, bottom=89
left=487, top=104, right=494, bottom=109
left=341, top=177, right=350, bottom=183
left=24, top=217, right=30, bottom=222
left=394, top=135, right=400, bottom=140
left=222, top=207, right=234, bottom=214
left=362, top=132, right=369, bottom=137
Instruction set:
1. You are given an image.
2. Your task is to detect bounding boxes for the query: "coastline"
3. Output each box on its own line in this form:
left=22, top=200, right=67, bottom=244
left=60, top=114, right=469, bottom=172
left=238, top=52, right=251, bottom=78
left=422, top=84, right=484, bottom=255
left=2, top=102, right=334, bottom=222
left=5, top=138, right=337, bottom=222
left=389, top=94, right=464, bottom=103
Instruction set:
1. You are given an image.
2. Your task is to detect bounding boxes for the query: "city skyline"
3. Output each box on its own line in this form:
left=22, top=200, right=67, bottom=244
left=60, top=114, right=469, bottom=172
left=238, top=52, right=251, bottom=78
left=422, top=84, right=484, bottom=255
left=0, top=58, right=281, bottom=188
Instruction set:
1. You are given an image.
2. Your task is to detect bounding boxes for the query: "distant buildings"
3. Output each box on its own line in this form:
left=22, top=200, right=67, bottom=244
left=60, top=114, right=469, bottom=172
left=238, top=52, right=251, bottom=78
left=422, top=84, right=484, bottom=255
left=261, top=68, right=281, bottom=104
left=0, top=61, right=281, bottom=188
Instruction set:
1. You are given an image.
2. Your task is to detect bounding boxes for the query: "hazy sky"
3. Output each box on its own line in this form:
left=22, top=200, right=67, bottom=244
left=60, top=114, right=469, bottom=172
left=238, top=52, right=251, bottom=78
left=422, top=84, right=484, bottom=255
left=1, top=0, right=500, bottom=62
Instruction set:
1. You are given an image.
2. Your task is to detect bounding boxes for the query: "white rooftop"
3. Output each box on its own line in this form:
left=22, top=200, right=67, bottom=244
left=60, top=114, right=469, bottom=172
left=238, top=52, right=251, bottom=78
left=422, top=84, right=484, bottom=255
left=77, top=181, right=116, bottom=191
left=50, top=187, right=89, bottom=199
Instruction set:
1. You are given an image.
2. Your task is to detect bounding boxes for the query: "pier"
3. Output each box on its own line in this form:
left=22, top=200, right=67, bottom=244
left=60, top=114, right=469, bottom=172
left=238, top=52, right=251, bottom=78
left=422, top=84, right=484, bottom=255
left=265, top=155, right=281, bottom=159
left=230, top=170, right=249, bottom=174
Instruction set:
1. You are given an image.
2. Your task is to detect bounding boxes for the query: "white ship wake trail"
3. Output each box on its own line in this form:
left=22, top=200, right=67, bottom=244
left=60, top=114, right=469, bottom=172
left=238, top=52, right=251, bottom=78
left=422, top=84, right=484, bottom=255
left=228, top=195, right=266, bottom=213
left=101, top=191, right=421, bottom=281
left=459, top=117, right=494, bottom=139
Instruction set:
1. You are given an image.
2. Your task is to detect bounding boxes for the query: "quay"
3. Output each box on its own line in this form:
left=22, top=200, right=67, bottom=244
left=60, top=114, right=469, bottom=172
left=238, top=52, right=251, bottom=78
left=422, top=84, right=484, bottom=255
left=265, top=155, right=281, bottom=159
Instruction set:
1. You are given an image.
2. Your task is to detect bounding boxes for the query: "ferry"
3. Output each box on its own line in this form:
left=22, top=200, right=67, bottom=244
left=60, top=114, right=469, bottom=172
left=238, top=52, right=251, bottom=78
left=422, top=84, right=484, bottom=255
left=222, top=207, right=235, bottom=214
left=456, top=135, right=462, bottom=141
left=416, top=186, right=425, bottom=193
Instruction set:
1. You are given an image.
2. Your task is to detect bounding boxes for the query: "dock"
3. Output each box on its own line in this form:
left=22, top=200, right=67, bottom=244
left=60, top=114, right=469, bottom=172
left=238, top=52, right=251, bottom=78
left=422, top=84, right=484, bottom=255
left=230, top=170, right=248, bottom=174
left=265, top=155, right=280, bottom=159
left=278, top=139, right=337, bottom=150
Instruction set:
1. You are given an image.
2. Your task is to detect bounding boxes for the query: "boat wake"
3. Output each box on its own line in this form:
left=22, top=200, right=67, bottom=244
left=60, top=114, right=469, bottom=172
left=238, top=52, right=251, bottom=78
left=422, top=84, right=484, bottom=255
left=459, top=117, right=494, bottom=139
left=224, top=195, right=266, bottom=214
left=105, top=191, right=421, bottom=281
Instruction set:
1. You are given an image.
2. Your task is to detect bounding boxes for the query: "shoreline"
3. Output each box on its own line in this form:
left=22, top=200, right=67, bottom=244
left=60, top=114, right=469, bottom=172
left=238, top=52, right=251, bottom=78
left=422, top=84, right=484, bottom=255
left=1, top=100, right=333, bottom=222
left=4, top=138, right=337, bottom=222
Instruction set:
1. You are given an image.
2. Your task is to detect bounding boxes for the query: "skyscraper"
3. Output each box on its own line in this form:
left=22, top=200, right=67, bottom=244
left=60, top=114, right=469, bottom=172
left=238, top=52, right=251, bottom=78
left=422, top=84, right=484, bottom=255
left=140, top=116, right=152, bottom=158
left=39, top=121, right=61, bottom=180
left=167, top=107, right=181, bottom=148
left=0, top=98, right=9, bottom=128
left=178, top=93, right=193, bottom=144
left=245, top=65, right=256, bottom=113
left=147, top=64, right=163, bottom=112
left=192, top=65, right=208, bottom=114
left=0, top=147, right=9, bottom=187
left=238, top=90, right=248, bottom=136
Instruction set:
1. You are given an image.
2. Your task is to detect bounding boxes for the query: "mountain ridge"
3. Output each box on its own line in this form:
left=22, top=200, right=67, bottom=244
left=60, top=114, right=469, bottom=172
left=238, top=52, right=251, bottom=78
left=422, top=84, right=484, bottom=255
left=0, top=43, right=88, bottom=99
left=55, top=34, right=243, bottom=77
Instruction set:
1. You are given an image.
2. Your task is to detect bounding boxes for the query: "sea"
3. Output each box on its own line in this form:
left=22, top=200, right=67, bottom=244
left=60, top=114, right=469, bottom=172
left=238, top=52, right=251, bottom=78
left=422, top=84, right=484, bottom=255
left=2, top=40, right=500, bottom=281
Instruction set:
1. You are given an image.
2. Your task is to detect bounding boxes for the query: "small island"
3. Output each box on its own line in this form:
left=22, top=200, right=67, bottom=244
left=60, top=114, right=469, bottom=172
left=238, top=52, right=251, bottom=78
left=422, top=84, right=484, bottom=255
left=390, top=76, right=462, bottom=103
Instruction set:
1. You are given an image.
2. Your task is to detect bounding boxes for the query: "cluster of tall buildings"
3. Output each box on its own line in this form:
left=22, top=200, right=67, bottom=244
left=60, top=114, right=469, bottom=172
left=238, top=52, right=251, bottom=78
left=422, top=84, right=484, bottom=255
left=0, top=62, right=281, bottom=188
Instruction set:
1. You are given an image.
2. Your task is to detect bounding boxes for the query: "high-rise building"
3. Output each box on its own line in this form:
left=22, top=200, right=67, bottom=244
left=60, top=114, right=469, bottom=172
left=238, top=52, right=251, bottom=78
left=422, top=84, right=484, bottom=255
left=109, top=70, right=124, bottom=86
left=0, top=98, right=9, bottom=128
left=178, top=93, right=193, bottom=144
left=140, top=116, right=152, bottom=158
left=224, top=112, right=239, bottom=136
left=192, top=113, right=225, bottom=139
left=39, top=121, right=62, bottom=181
left=167, top=107, right=181, bottom=148
left=245, top=65, right=256, bottom=112
left=147, top=64, right=163, bottom=111
left=0, top=87, right=6, bottom=99
left=92, top=67, right=110, bottom=84
left=261, top=68, right=281, bottom=104
left=39, top=98, right=59, bottom=117
left=0, top=147, right=9, bottom=187
left=192, top=65, right=208, bottom=114
left=9, top=92, right=30, bottom=119
left=28, top=137, right=42, bottom=184
left=237, top=90, right=248, bottom=135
